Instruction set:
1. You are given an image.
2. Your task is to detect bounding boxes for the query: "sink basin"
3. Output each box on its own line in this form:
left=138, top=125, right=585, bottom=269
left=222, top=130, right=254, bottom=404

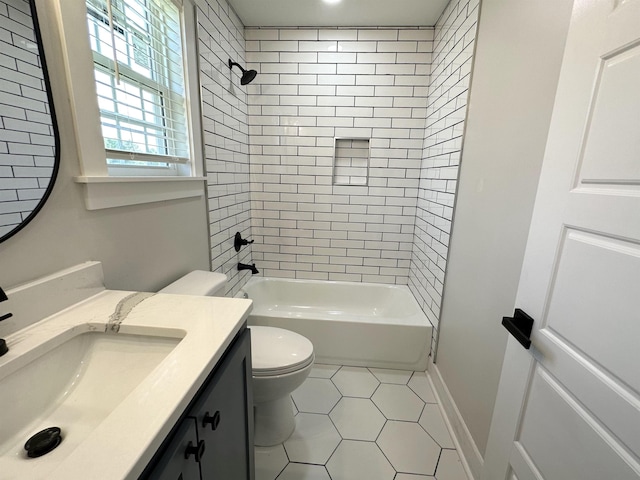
left=0, top=269, right=252, bottom=480
left=0, top=327, right=181, bottom=473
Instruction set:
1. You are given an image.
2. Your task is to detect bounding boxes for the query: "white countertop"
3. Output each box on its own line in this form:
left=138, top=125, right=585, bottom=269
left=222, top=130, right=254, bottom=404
left=0, top=289, right=253, bottom=479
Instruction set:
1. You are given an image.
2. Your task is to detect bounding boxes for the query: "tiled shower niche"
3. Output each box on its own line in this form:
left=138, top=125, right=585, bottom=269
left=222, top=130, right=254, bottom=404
left=333, top=138, right=370, bottom=186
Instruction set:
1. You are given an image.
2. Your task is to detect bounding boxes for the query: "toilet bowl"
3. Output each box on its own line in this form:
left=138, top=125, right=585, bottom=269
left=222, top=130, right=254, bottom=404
left=250, top=326, right=314, bottom=446
left=159, top=271, right=314, bottom=446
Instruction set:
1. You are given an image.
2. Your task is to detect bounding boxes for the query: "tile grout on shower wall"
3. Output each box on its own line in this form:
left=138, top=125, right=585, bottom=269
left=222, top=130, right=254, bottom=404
left=409, top=0, right=480, bottom=354
left=197, top=0, right=255, bottom=297
left=245, top=27, right=433, bottom=286
left=197, top=0, right=480, bottom=354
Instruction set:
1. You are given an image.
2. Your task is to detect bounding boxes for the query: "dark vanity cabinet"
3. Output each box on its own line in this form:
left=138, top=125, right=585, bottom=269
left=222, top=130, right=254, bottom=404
left=141, top=328, right=254, bottom=480
left=145, top=418, right=201, bottom=480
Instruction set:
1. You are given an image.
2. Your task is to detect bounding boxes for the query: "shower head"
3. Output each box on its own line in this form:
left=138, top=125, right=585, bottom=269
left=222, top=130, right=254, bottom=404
left=241, top=68, right=257, bottom=85
left=228, top=59, right=257, bottom=85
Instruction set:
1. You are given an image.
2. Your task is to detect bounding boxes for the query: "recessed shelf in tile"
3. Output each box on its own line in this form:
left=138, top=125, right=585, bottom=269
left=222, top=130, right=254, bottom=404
left=333, top=138, right=370, bottom=186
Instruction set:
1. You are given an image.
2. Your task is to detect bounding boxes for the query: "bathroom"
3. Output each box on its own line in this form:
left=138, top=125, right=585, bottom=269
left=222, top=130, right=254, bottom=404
left=1, top=0, right=638, bottom=478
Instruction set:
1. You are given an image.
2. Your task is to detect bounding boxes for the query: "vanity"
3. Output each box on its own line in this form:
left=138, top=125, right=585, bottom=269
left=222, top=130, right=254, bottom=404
left=0, top=262, right=255, bottom=479
left=141, top=328, right=253, bottom=480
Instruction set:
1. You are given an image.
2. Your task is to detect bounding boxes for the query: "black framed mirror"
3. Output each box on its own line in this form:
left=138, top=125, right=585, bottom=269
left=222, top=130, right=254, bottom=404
left=0, top=0, right=59, bottom=243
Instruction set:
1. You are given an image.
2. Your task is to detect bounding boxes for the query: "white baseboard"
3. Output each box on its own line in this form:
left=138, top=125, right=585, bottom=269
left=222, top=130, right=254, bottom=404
left=428, top=360, right=484, bottom=480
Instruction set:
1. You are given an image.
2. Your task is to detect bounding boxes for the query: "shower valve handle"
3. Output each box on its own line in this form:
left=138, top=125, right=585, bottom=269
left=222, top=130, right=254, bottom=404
left=234, top=232, right=254, bottom=252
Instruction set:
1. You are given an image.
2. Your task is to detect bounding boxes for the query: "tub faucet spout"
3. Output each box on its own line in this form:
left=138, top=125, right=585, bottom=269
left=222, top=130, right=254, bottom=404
left=238, top=262, right=259, bottom=275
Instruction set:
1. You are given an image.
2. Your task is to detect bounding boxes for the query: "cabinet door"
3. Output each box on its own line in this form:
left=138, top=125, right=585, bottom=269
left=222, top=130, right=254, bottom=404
left=191, top=330, right=254, bottom=480
left=145, top=418, right=201, bottom=480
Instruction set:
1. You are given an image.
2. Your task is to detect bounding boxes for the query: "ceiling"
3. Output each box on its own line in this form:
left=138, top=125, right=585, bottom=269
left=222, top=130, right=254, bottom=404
left=226, top=0, right=450, bottom=27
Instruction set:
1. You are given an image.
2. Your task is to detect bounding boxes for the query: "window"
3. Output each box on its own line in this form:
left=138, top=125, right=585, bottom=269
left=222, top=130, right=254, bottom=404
left=86, top=0, right=190, bottom=176
left=56, top=0, right=205, bottom=209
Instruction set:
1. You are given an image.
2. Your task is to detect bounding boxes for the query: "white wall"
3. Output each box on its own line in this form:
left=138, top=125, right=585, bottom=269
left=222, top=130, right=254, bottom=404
left=0, top=0, right=210, bottom=292
left=409, top=0, right=479, bottom=354
left=196, top=0, right=254, bottom=296
left=434, top=0, right=574, bottom=464
left=245, top=27, right=432, bottom=283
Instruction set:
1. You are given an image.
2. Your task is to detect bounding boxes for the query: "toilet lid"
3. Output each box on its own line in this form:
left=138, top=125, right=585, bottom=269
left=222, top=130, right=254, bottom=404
left=250, top=326, right=314, bottom=376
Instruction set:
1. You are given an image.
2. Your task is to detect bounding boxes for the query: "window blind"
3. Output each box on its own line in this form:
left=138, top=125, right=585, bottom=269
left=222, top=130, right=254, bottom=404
left=86, top=0, right=189, bottom=166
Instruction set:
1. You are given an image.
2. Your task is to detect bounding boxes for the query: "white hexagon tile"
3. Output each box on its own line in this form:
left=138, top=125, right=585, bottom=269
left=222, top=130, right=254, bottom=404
left=309, top=364, right=341, bottom=379
left=378, top=421, right=441, bottom=475
left=331, top=366, right=380, bottom=397
left=327, top=440, right=395, bottom=480
left=254, top=364, right=469, bottom=480
left=330, top=397, right=386, bottom=440
left=395, top=475, right=435, bottom=480
left=277, top=463, right=332, bottom=480
left=254, top=444, right=288, bottom=480
left=284, top=413, right=341, bottom=464
left=291, top=377, right=342, bottom=414
left=372, top=383, right=425, bottom=421
left=369, top=367, right=414, bottom=385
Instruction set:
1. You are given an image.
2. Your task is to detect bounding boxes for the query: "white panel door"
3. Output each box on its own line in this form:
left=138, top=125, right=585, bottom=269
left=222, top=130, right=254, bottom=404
left=482, top=1, right=640, bottom=479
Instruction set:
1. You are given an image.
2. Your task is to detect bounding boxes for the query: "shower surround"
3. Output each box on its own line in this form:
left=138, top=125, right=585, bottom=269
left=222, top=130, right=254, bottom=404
left=197, top=0, right=479, bottom=353
left=245, top=27, right=433, bottom=285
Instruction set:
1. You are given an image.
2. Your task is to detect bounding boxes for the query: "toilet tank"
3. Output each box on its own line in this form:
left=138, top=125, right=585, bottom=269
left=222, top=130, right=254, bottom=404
left=159, top=271, right=228, bottom=297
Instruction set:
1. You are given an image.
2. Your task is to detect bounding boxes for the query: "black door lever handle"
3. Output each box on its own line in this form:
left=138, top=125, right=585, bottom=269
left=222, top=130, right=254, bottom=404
left=502, top=309, right=534, bottom=350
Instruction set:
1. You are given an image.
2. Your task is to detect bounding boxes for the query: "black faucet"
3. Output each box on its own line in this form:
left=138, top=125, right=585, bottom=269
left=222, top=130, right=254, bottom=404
left=237, top=263, right=259, bottom=275
left=0, top=286, right=11, bottom=357
left=234, top=232, right=254, bottom=252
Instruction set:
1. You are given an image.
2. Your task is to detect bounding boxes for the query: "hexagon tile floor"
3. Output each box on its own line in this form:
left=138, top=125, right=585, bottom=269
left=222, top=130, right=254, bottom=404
left=255, top=364, right=469, bottom=480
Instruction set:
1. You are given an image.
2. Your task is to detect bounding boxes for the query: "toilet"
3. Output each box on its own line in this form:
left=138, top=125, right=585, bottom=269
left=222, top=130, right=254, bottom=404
left=159, top=271, right=314, bottom=446
left=249, top=325, right=314, bottom=445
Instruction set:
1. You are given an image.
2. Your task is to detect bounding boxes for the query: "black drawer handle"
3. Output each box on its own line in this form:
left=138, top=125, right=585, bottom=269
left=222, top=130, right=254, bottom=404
left=502, top=308, right=534, bottom=350
left=0, top=313, right=12, bottom=322
left=203, top=411, right=220, bottom=430
left=184, top=440, right=205, bottom=462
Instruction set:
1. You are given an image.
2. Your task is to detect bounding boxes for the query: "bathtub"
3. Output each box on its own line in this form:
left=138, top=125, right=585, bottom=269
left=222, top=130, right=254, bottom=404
left=239, top=277, right=431, bottom=371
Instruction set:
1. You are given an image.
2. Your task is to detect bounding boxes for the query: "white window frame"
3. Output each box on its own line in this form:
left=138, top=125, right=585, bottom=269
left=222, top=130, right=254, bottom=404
left=54, top=0, right=206, bottom=210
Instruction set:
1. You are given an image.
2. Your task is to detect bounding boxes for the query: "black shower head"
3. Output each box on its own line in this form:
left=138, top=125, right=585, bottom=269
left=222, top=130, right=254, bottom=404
left=241, top=68, right=257, bottom=85
left=228, top=59, right=257, bottom=85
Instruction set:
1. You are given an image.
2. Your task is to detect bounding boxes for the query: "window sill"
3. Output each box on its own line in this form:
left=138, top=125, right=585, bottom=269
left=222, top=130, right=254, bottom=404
left=74, top=176, right=206, bottom=210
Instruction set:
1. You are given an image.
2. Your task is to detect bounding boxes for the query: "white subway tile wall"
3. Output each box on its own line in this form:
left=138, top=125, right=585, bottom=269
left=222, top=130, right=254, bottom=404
left=196, top=0, right=253, bottom=296
left=0, top=0, right=54, bottom=238
left=246, top=27, right=433, bottom=284
left=97, top=0, right=473, bottom=355
left=408, top=0, right=479, bottom=353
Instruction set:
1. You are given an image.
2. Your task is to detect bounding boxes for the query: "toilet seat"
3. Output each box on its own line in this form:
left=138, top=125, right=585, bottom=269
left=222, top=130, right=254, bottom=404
left=250, top=326, right=314, bottom=377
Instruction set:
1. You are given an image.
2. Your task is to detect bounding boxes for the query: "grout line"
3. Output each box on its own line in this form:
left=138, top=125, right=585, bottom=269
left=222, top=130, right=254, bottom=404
left=433, top=447, right=444, bottom=477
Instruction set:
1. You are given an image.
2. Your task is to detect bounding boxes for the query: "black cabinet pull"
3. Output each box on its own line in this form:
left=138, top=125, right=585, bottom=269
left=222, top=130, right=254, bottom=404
left=203, top=411, right=221, bottom=430
left=184, top=440, right=205, bottom=462
left=502, top=308, right=534, bottom=350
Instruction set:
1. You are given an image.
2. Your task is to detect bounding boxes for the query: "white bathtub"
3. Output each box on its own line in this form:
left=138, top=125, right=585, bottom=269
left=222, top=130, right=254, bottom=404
left=239, top=277, right=431, bottom=371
